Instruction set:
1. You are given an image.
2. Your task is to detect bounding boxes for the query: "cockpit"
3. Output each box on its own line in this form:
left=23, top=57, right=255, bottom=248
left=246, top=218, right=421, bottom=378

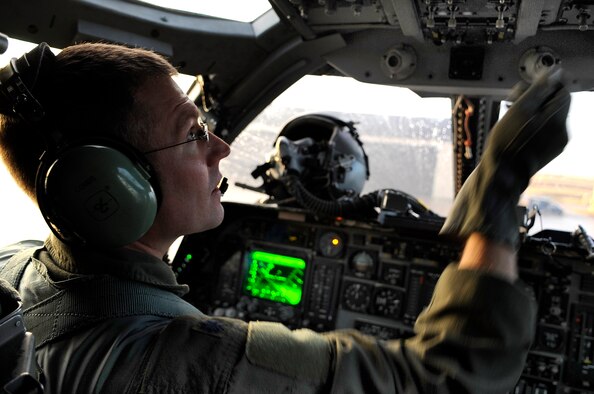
left=1, top=1, right=594, bottom=393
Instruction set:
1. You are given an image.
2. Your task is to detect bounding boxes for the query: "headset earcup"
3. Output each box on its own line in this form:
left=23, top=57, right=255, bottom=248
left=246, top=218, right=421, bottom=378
left=37, top=143, right=159, bottom=248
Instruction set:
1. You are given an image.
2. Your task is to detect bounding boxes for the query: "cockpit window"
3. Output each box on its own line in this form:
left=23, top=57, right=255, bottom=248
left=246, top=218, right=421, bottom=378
left=135, top=0, right=272, bottom=22
left=219, top=75, right=455, bottom=216
left=507, top=91, right=594, bottom=234
left=222, top=75, right=594, bottom=236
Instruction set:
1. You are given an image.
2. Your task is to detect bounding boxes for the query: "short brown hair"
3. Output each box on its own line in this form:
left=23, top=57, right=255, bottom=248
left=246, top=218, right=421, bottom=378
left=0, top=42, right=177, bottom=200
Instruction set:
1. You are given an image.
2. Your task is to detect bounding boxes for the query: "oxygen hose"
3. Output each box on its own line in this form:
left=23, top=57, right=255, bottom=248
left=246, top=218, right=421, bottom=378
left=284, top=175, right=441, bottom=221
left=284, top=175, right=380, bottom=218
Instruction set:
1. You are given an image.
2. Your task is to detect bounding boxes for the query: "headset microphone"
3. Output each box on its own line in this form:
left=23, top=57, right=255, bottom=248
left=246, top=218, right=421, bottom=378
left=218, top=177, right=229, bottom=195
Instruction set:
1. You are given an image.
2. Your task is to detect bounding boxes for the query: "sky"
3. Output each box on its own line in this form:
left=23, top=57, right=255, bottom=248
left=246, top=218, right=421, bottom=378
left=271, top=75, right=451, bottom=119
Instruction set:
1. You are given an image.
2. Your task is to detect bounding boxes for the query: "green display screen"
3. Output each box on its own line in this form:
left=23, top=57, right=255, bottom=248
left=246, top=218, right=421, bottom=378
left=243, top=250, right=306, bottom=306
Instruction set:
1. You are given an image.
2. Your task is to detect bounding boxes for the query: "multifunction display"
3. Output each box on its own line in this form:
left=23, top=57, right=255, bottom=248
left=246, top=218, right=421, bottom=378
left=243, top=250, right=306, bottom=306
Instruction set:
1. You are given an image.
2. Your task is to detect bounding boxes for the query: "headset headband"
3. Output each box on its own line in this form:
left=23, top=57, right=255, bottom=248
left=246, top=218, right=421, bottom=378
left=0, top=43, right=53, bottom=122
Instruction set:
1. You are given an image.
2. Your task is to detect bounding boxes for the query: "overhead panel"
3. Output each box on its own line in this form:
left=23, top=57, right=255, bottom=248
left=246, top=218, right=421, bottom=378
left=274, top=0, right=594, bottom=46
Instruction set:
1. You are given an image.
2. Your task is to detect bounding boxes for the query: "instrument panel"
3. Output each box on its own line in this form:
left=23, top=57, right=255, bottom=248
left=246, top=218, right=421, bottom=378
left=172, top=202, right=594, bottom=394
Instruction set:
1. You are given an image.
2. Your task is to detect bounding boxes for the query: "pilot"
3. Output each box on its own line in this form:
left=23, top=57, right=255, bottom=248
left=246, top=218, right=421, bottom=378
left=0, top=42, right=570, bottom=393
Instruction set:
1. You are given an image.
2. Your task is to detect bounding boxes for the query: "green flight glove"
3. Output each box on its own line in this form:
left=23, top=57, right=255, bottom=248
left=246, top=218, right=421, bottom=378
left=440, top=69, right=571, bottom=247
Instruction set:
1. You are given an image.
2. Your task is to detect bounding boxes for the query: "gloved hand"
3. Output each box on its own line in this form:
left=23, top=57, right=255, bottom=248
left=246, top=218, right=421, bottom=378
left=440, top=69, right=571, bottom=247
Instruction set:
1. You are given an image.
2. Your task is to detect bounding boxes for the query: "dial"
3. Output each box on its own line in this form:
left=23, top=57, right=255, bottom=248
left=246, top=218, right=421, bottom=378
left=373, top=287, right=404, bottom=318
left=319, top=231, right=345, bottom=258
left=381, top=263, right=406, bottom=287
left=342, top=282, right=371, bottom=312
left=350, top=250, right=376, bottom=278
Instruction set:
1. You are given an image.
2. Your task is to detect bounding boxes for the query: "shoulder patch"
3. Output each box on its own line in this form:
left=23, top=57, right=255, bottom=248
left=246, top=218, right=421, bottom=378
left=245, top=321, right=332, bottom=383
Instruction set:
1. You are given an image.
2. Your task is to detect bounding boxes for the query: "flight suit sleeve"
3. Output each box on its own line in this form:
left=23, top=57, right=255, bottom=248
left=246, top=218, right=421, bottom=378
left=228, top=264, right=537, bottom=394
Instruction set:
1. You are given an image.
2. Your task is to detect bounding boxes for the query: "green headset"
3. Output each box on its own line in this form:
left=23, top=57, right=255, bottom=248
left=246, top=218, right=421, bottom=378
left=0, top=43, right=160, bottom=248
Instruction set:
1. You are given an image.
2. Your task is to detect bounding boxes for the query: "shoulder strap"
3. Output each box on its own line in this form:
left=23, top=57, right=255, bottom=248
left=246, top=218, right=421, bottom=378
left=0, top=246, right=203, bottom=347
left=0, top=243, right=43, bottom=289
left=24, top=275, right=203, bottom=347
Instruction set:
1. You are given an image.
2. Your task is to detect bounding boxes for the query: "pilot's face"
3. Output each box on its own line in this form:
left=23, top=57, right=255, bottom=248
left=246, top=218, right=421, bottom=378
left=136, top=76, right=230, bottom=247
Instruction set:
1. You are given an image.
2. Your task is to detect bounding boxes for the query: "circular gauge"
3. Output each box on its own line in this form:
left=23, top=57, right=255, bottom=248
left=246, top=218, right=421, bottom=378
left=382, top=264, right=406, bottom=287
left=538, top=326, right=564, bottom=352
left=319, top=231, right=345, bottom=258
left=350, top=250, right=375, bottom=278
left=373, top=287, right=404, bottom=318
left=342, top=282, right=371, bottom=312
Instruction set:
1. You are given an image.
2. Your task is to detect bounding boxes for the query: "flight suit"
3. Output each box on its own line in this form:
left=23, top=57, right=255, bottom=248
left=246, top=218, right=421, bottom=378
left=0, top=235, right=536, bottom=394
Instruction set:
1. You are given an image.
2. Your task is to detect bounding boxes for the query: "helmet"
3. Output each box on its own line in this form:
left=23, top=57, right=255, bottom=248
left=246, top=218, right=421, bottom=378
left=255, top=114, right=369, bottom=203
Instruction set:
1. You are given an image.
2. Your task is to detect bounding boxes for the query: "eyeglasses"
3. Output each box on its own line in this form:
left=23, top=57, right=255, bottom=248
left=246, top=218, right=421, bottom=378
left=144, top=120, right=210, bottom=154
